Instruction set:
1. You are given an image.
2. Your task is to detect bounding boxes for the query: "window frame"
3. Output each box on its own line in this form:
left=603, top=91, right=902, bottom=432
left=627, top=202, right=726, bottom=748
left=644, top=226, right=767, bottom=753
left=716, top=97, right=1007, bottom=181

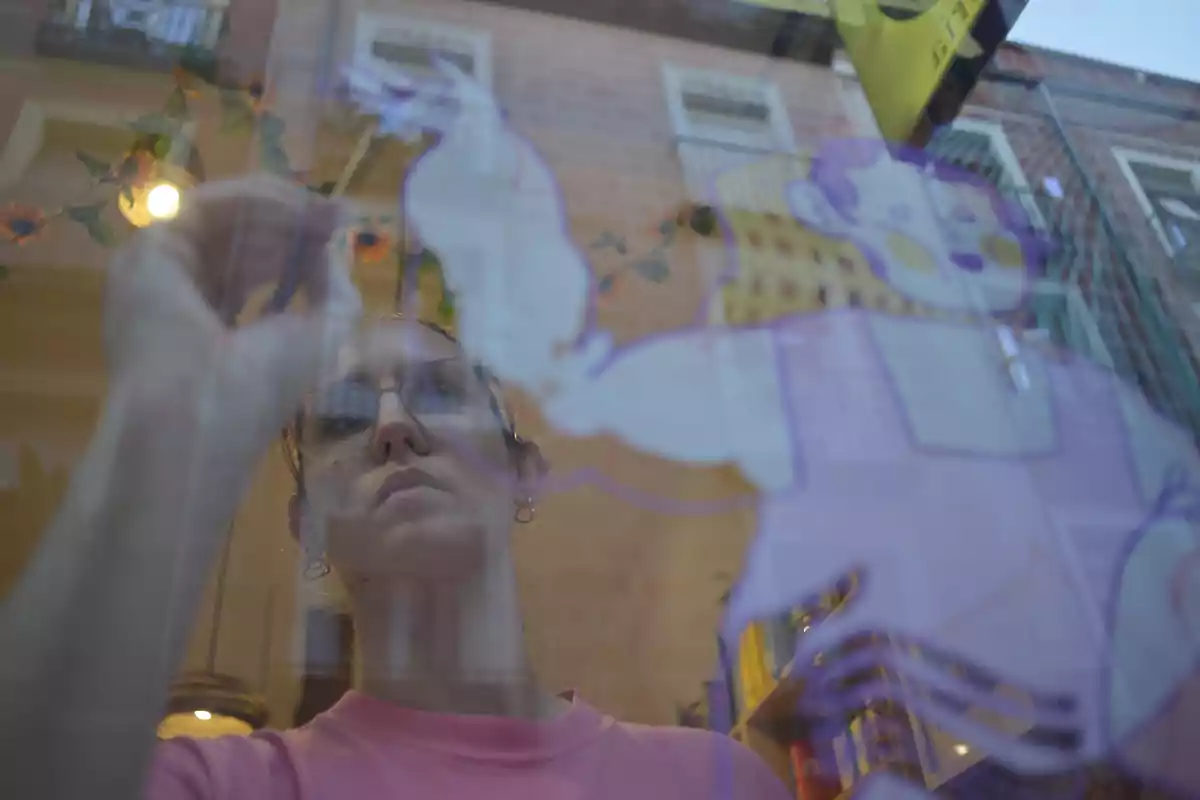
left=939, top=117, right=1048, bottom=231
left=1111, top=146, right=1200, bottom=258
left=661, top=63, right=796, bottom=155
left=353, top=13, right=493, bottom=91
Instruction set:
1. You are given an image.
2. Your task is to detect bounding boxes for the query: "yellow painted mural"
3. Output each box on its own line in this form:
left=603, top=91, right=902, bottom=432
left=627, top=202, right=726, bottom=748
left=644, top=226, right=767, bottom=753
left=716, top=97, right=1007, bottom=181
left=707, top=153, right=1028, bottom=328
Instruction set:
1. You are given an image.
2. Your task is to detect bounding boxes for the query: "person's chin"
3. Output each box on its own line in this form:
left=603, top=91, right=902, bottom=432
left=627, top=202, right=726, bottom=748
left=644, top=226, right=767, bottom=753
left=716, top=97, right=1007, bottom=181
left=360, top=514, right=489, bottom=581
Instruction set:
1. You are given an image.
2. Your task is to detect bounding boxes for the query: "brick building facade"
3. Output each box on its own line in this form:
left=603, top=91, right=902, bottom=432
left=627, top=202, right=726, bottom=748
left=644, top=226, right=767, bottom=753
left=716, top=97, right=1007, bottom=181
left=930, top=42, right=1200, bottom=431
left=3, top=4, right=1197, bottom=797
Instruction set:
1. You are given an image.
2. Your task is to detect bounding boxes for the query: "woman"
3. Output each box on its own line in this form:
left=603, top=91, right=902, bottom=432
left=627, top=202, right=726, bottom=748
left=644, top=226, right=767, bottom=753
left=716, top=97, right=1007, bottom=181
left=0, top=176, right=789, bottom=800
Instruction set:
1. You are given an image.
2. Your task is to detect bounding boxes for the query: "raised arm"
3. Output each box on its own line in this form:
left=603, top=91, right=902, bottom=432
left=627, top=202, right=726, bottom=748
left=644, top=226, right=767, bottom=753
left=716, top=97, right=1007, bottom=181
left=0, top=177, right=359, bottom=800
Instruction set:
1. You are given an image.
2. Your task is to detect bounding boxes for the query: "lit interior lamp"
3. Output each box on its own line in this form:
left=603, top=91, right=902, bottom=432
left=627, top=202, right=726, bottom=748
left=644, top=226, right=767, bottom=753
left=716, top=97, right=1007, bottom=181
left=118, top=169, right=188, bottom=228
left=146, top=182, right=181, bottom=221
left=157, top=711, right=254, bottom=740
left=953, top=743, right=970, bottom=756
left=117, top=137, right=203, bottom=228
left=156, top=520, right=265, bottom=741
left=157, top=673, right=268, bottom=741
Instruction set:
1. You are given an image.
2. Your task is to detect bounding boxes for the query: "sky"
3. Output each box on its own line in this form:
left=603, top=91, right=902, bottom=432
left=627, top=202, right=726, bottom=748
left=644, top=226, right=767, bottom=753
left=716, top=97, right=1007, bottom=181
left=1008, top=0, right=1200, bottom=82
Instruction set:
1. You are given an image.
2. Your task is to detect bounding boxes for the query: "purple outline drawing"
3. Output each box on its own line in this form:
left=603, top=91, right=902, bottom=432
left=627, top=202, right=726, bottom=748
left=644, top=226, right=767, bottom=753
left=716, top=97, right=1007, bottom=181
left=344, top=60, right=1200, bottom=797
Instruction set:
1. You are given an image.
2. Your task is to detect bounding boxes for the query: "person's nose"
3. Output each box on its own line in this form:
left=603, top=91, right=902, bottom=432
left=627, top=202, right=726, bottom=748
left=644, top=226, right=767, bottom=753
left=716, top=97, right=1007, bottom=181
left=372, top=390, right=430, bottom=462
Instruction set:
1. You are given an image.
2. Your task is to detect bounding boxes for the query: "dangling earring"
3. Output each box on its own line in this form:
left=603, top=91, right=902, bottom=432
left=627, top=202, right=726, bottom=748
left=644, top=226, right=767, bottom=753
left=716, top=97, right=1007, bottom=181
left=514, top=497, right=536, bottom=524
left=304, top=553, right=331, bottom=580
left=300, top=505, right=331, bottom=579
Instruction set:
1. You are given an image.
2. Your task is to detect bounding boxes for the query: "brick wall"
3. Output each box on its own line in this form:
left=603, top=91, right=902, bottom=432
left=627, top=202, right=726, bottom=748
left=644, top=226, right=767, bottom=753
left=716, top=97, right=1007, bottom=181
left=955, top=43, right=1200, bottom=425
left=968, top=45, right=1200, bottom=271
left=266, top=0, right=860, bottom=723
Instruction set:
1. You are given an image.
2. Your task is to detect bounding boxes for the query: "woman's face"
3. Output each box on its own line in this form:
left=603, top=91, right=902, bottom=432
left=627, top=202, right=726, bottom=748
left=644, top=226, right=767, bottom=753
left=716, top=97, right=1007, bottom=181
left=298, top=320, right=523, bottom=583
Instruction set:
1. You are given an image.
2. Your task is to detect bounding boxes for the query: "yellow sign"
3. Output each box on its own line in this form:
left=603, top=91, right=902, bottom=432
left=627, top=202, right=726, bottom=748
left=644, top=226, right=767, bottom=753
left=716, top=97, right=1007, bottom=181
left=737, top=0, right=991, bottom=141
left=836, top=0, right=986, bottom=140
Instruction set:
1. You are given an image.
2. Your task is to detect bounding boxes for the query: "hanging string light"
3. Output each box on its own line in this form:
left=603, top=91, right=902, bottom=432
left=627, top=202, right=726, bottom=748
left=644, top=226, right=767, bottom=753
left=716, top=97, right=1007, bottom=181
left=157, top=524, right=269, bottom=740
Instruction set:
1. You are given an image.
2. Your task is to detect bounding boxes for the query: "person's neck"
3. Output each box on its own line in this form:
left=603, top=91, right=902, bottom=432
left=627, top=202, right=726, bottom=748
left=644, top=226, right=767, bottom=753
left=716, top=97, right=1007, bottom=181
left=348, top=551, right=562, bottom=720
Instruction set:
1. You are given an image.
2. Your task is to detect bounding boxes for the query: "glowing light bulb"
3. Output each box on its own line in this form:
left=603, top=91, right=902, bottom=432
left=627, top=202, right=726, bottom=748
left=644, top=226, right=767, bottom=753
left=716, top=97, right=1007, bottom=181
left=953, top=743, right=970, bottom=756
left=193, top=709, right=213, bottom=721
left=147, top=183, right=181, bottom=220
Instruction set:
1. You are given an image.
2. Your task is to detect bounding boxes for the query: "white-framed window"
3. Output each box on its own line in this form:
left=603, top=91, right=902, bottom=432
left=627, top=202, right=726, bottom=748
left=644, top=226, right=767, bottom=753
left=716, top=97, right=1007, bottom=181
left=926, top=117, right=1047, bottom=230
left=662, top=63, right=795, bottom=209
left=353, top=14, right=492, bottom=90
left=662, top=63, right=795, bottom=154
left=52, top=0, right=228, bottom=48
left=1112, top=147, right=1200, bottom=265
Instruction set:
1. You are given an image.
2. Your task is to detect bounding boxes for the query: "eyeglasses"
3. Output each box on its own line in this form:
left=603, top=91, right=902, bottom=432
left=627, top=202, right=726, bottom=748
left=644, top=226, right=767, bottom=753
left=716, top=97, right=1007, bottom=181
left=281, top=314, right=521, bottom=483
left=307, top=361, right=476, bottom=441
left=280, top=361, right=518, bottom=485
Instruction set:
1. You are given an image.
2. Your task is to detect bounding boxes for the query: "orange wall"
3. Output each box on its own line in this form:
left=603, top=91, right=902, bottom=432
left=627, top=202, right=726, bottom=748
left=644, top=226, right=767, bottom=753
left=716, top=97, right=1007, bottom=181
left=0, top=0, right=869, bottom=725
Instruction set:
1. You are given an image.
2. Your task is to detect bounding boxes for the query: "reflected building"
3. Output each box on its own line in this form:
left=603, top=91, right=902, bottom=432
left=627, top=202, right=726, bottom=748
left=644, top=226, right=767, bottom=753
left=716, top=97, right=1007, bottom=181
left=4, top=3, right=1198, bottom=799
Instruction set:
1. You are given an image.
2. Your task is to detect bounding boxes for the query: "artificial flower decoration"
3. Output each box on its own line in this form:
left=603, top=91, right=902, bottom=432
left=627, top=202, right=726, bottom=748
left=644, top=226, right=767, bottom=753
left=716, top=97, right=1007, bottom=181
left=172, top=66, right=201, bottom=97
left=671, top=203, right=717, bottom=237
left=0, top=205, right=47, bottom=245
left=352, top=228, right=392, bottom=262
left=596, top=272, right=619, bottom=295
left=118, top=148, right=158, bottom=188
left=247, top=79, right=267, bottom=113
